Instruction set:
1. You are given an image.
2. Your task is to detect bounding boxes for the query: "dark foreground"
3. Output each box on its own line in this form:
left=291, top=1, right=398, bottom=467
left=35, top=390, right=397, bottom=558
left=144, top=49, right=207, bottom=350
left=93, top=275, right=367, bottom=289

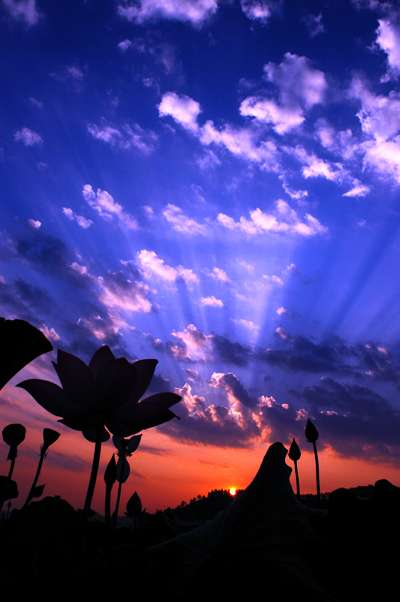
left=0, top=443, right=398, bottom=600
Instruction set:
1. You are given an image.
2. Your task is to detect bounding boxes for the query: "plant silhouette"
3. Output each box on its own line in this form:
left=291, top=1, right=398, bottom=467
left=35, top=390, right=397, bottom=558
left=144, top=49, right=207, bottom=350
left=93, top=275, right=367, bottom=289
left=305, top=418, right=321, bottom=507
left=23, top=428, right=60, bottom=508
left=112, top=434, right=141, bottom=527
left=18, top=345, right=181, bottom=521
left=1, top=316, right=400, bottom=599
left=0, top=423, right=26, bottom=513
left=0, top=317, right=53, bottom=391
left=289, top=437, right=301, bottom=499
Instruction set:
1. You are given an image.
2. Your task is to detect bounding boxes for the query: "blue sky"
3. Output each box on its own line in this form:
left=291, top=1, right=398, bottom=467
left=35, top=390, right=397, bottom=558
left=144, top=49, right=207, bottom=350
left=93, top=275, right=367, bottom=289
left=2, top=0, right=400, bottom=508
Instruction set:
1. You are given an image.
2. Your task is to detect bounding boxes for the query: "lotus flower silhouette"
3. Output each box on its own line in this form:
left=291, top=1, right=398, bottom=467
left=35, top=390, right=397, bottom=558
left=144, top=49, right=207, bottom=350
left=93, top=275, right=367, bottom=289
left=18, top=346, right=181, bottom=520
left=17, top=345, right=181, bottom=442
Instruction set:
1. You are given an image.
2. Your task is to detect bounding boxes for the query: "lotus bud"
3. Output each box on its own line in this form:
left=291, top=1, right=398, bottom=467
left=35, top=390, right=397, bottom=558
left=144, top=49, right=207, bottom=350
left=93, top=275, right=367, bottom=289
left=305, top=418, right=318, bottom=443
left=104, top=454, right=117, bottom=487
left=125, top=491, right=142, bottom=519
left=2, top=423, right=26, bottom=460
left=42, top=428, right=60, bottom=450
left=289, top=438, right=301, bottom=462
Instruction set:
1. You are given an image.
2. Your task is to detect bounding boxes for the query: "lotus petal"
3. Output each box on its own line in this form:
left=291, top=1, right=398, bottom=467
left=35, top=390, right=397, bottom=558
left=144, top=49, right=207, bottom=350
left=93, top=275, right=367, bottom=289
left=116, top=455, right=130, bottom=483
left=106, top=406, right=178, bottom=437
left=17, top=379, right=84, bottom=419
left=126, top=433, right=142, bottom=452
left=112, top=433, right=141, bottom=453
left=118, top=391, right=181, bottom=417
left=129, top=359, right=158, bottom=402
left=94, top=357, right=136, bottom=410
left=53, top=350, right=96, bottom=409
left=88, top=344, right=115, bottom=379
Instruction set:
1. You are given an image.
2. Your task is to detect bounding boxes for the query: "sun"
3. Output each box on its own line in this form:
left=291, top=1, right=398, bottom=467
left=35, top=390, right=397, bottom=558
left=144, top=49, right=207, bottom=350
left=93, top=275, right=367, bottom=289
left=229, top=487, right=237, bottom=497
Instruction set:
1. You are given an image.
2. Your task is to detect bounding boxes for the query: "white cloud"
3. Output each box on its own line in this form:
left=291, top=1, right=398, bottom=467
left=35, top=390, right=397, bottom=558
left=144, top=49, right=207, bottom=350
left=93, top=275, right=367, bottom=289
left=303, top=12, right=325, bottom=38
left=203, top=266, right=232, bottom=283
left=162, top=204, right=208, bottom=235
left=240, top=96, right=305, bottom=134
left=362, top=137, right=400, bottom=183
left=171, top=324, right=213, bottom=361
left=97, top=271, right=153, bottom=314
left=199, top=120, right=279, bottom=169
left=376, top=18, right=400, bottom=79
left=62, top=207, right=93, bottom=229
left=240, top=0, right=276, bottom=23
left=158, top=91, right=280, bottom=171
left=39, top=324, right=60, bottom=341
left=201, top=295, right=223, bottom=308
left=240, top=53, right=326, bottom=134
left=118, top=39, right=132, bottom=52
left=314, top=118, right=359, bottom=161
left=217, top=199, right=328, bottom=237
left=27, top=219, right=41, bottom=229
left=137, top=249, right=199, bottom=287
left=67, top=66, right=84, bottom=80
left=82, top=185, right=138, bottom=229
left=288, top=145, right=345, bottom=182
left=263, top=53, right=326, bottom=109
left=343, top=181, right=370, bottom=197
left=2, top=0, right=40, bottom=25
left=349, top=77, right=400, bottom=183
left=158, top=91, right=201, bottom=132
left=87, top=121, right=157, bottom=153
left=117, top=0, right=218, bottom=26
left=232, top=318, right=260, bottom=331
left=351, top=78, right=400, bottom=140
left=14, top=127, right=43, bottom=146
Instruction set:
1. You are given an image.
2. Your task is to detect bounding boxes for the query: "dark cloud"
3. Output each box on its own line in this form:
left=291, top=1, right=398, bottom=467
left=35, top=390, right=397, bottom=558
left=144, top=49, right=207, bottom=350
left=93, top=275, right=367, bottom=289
left=212, top=372, right=257, bottom=409
left=257, top=328, right=356, bottom=374
left=212, top=334, right=252, bottom=366
left=355, top=342, right=400, bottom=387
left=299, top=377, right=400, bottom=460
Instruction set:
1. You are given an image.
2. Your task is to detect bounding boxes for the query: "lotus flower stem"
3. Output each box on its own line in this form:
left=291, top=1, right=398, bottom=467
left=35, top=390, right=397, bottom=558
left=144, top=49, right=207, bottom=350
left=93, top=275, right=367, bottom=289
left=294, top=459, right=300, bottom=499
left=113, top=454, right=127, bottom=528
left=23, top=450, right=45, bottom=509
left=23, top=429, right=60, bottom=509
left=82, top=424, right=103, bottom=523
left=0, top=458, right=16, bottom=513
left=312, top=440, right=321, bottom=507
left=288, top=438, right=301, bottom=500
left=305, top=419, right=320, bottom=508
left=104, top=455, right=116, bottom=531
left=1, top=424, right=26, bottom=513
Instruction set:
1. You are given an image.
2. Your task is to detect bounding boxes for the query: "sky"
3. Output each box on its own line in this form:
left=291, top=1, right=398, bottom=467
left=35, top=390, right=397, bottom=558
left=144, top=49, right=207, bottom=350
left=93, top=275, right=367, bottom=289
left=2, top=0, right=400, bottom=515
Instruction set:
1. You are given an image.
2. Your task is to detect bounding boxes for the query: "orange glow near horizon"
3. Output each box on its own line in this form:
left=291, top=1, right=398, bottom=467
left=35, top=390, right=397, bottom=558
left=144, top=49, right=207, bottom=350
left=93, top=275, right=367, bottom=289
left=2, top=387, right=400, bottom=516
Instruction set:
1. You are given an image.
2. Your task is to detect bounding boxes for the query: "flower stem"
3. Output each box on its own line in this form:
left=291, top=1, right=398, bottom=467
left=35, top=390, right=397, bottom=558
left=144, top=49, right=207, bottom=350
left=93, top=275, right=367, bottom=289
left=294, top=459, right=301, bottom=500
left=82, top=425, right=103, bottom=523
left=23, top=448, right=45, bottom=509
left=0, top=456, right=16, bottom=514
left=313, top=440, right=320, bottom=507
left=113, top=455, right=126, bottom=528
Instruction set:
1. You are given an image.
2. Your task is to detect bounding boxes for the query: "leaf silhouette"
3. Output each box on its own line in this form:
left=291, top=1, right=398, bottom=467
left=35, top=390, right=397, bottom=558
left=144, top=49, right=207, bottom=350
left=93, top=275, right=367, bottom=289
left=147, top=442, right=335, bottom=600
left=0, top=318, right=53, bottom=391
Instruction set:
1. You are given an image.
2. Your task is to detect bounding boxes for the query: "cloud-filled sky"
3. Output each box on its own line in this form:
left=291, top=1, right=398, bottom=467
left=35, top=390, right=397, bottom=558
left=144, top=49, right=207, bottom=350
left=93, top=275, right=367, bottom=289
left=2, top=0, right=400, bottom=512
